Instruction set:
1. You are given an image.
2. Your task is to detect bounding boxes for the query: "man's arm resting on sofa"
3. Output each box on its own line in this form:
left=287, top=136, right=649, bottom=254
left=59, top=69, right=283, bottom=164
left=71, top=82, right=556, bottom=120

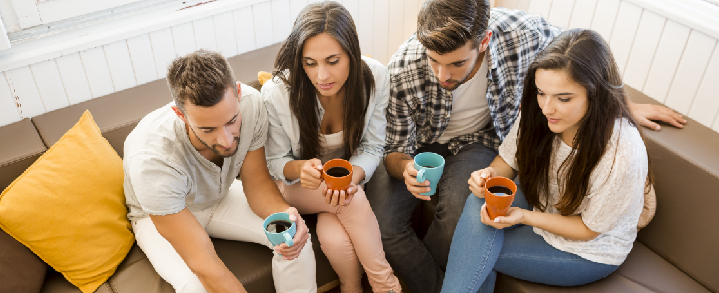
left=150, top=210, right=247, bottom=293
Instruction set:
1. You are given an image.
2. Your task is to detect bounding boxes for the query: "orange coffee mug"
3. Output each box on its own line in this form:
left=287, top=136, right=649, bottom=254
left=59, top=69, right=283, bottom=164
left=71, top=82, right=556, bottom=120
left=321, top=159, right=353, bottom=191
left=484, top=176, right=517, bottom=220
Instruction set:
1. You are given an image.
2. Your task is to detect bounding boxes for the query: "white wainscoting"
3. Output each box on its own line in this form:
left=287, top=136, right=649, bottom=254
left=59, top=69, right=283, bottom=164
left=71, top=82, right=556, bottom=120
left=498, top=0, right=719, bottom=132
left=0, top=0, right=427, bottom=127
left=2, top=0, right=718, bottom=134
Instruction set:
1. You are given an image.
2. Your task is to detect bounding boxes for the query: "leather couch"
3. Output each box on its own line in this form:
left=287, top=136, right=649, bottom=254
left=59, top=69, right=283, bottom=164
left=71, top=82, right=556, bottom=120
left=1, top=42, right=717, bottom=292
left=0, top=44, right=340, bottom=293
left=380, top=85, right=717, bottom=292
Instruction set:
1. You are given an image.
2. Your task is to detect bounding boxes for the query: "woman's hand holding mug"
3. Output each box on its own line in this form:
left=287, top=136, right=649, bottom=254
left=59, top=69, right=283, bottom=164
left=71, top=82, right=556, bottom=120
left=300, top=158, right=324, bottom=190
left=469, top=167, right=497, bottom=198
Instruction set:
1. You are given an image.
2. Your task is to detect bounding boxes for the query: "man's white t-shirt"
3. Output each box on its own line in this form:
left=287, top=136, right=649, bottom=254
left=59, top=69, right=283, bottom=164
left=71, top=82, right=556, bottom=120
left=123, top=83, right=268, bottom=226
left=437, top=53, right=491, bottom=144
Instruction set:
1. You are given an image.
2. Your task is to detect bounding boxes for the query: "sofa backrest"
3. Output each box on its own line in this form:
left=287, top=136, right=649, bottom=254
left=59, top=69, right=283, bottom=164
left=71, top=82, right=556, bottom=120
left=627, top=86, right=719, bottom=292
left=0, top=119, right=46, bottom=191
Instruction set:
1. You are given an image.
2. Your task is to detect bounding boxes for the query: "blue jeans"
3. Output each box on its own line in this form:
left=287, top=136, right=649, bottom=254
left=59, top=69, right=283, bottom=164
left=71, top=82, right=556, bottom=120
left=365, top=143, right=498, bottom=293
left=441, top=191, right=619, bottom=293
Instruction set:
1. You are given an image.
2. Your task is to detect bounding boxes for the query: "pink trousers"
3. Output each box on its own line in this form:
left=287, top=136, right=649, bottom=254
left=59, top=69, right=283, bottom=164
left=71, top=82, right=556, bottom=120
left=276, top=180, right=401, bottom=293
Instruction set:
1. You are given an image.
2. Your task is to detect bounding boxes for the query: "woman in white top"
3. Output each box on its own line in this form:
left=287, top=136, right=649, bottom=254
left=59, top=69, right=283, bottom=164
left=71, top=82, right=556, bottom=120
left=441, top=29, right=651, bottom=293
left=262, top=2, right=400, bottom=293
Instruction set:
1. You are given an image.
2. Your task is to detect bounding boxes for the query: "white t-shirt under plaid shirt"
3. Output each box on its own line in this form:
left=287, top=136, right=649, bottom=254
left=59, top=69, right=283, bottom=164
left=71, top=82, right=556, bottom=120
left=385, top=8, right=562, bottom=156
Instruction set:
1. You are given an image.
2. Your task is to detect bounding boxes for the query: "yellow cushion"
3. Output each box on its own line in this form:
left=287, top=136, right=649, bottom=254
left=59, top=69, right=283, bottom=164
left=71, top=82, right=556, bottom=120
left=0, top=111, right=134, bottom=293
left=258, top=71, right=272, bottom=85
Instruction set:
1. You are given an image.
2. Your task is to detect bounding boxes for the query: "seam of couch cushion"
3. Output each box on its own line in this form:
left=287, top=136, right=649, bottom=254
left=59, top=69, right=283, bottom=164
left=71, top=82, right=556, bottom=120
left=239, top=266, right=272, bottom=284
left=100, top=120, right=143, bottom=134
left=0, top=152, right=44, bottom=168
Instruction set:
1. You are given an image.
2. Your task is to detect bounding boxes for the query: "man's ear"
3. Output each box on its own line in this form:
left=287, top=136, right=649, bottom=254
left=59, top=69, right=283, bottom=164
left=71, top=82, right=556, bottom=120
left=171, top=106, right=188, bottom=123
left=236, top=81, right=242, bottom=101
left=479, top=30, right=493, bottom=52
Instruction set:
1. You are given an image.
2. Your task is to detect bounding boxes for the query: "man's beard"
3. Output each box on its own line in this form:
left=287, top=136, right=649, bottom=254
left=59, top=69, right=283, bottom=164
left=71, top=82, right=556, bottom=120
left=190, top=126, right=241, bottom=158
left=438, top=52, right=482, bottom=91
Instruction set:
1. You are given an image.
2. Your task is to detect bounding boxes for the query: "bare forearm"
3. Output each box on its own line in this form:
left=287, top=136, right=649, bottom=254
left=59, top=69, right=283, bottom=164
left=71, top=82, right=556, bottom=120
left=352, top=166, right=366, bottom=185
left=195, top=256, right=247, bottom=293
left=244, top=176, right=290, bottom=218
left=521, top=210, right=599, bottom=241
left=282, top=160, right=306, bottom=182
left=385, top=152, right=413, bottom=180
left=489, top=156, right=516, bottom=179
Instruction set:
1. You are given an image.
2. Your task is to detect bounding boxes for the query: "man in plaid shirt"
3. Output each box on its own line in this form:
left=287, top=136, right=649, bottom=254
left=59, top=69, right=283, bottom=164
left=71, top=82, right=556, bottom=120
left=366, top=0, right=685, bottom=292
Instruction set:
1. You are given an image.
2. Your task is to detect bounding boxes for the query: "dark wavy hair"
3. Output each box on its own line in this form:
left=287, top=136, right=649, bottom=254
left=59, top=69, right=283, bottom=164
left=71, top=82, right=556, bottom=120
left=273, top=1, right=374, bottom=160
left=417, top=0, right=491, bottom=54
left=516, top=29, right=652, bottom=215
left=167, top=50, right=236, bottom=112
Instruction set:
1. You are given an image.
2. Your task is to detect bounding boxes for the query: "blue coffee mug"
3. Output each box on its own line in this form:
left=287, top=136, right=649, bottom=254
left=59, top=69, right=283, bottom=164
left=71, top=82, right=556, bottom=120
left=263, top=212, right=296, bottom=249
left=414, top=152, right=445, bottom=196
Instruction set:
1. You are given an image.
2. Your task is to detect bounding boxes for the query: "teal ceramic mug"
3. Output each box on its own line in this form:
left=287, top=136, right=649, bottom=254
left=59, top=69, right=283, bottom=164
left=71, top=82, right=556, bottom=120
left=414, top=152, right=446, bottom=196
left=263, top=212, right=296, bottom=250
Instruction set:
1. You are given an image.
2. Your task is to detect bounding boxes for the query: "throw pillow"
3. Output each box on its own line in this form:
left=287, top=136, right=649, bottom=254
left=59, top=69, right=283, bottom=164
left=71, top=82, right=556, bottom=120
left=0, top=110, right=134, bottom=293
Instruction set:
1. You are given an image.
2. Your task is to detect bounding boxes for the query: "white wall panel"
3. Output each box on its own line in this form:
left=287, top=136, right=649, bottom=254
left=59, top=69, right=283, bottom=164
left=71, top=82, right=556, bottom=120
left=104, top=40, right=137, bottom=92
left=567, top=0, right=597, bottom=29
left=644, top=21, right=691, bottom=103
left=5, top=66, right=44, bottom=118
left=172, top=23, right=197, bottom=57
left=623, top=10, right=665, bottom=90
left=516, top=0, right=531, bottom=12
left=714, top=118, right=719, bottom=132
left=689, top=48, right=719, bottom=127
left=127, top=34, right=158, bottom=85
left=55, top=53, right=92, bottom=104
left=388, top=0, right=406, bottom=61
left=213, top=12, right=238, bottom=58
left=253, top=2, right=275, bottom=49
left=29, top=60, right=69, bottom=112
left=500, top=0, right=519, bottom=10
left=80, top=47, right=114, bottom=98
left=0, top=2, right=21, bottom=33
left=665, top=31, right=716, bottom=115
left=290, top=0, right=309, bottom=22
left=547, top=0, right=574, bottom=29
left=373, top=0, right=390, bottom=64
left=9, top=0, right=41, bottom=29
left=527, top=0, right=552, bottom=19
left=234, top=6, right=257, bottom=55
left=272, top=0, right=292, bottom=43
left=0, top=73, right=21, bottom=126
left=150, top=28, right=176, bottom=79
left=609, top=1, right=642, bottom=74
left=590, top=0, right=620, bottom=42
left=402, top=0, right=419, bottom=40
left=194, top=17, right=218, bottom=51
left=357, top=0, right=375, bottom=57
left=343, top=0, right=359, bottom=26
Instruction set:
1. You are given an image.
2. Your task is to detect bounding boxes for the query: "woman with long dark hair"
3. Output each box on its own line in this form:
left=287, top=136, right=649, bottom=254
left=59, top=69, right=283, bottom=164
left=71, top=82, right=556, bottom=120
left=262, top=2, right=401, bottom=292
left=441, top=29, right=651, bottom=292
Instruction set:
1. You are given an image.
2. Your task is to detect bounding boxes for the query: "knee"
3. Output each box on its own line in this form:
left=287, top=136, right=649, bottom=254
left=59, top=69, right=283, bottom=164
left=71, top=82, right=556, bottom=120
left=177, top=273, right=207, bottom=293
left=317, top=229, right=353, bottom=257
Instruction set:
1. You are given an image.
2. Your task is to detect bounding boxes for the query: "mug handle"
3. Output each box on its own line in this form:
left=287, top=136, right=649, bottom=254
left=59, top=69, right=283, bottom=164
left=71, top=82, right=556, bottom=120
left=283, top=232, right=294, bottom=247
left=416, top=168, right=426, bottom=183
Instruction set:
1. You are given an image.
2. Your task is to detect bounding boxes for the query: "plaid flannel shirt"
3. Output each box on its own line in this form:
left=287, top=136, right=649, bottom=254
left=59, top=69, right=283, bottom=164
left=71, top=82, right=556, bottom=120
left=385, top=8, right=562, bottom=156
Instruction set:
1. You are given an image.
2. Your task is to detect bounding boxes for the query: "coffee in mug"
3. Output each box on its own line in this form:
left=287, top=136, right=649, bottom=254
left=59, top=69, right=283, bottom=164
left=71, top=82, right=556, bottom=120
left=266, top=220, right=292, bottom=233
left=326, top=166, right=350, bottom=177
left=487, top=185, right=513, bottom=196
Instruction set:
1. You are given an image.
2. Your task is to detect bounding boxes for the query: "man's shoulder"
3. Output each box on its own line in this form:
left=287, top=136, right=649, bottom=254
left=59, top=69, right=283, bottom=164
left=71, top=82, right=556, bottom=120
left=124, top=103, right=185, bottom=164
left=387, top=33, right=427, bottom=75
left=489, top=7, right=558, bottom=35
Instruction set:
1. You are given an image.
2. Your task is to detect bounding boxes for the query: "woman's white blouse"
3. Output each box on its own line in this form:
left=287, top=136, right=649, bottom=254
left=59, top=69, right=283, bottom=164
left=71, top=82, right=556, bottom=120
left=499, top=118, right=648, bottom=265
left=261, top=56, right=390, bottom=186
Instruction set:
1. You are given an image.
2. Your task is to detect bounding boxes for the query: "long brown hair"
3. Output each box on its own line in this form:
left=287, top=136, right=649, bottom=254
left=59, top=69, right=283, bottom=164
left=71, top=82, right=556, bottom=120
left=273, top=1, right=374, bottom=160
left=516, top=29, right=652, bottom=215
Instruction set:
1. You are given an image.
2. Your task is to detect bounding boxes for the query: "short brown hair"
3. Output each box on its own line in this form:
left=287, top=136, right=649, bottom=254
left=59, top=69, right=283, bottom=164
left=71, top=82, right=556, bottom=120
left=167, top=49, right=236, bottom=112
left=417, top=0, right=491, bottom=54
